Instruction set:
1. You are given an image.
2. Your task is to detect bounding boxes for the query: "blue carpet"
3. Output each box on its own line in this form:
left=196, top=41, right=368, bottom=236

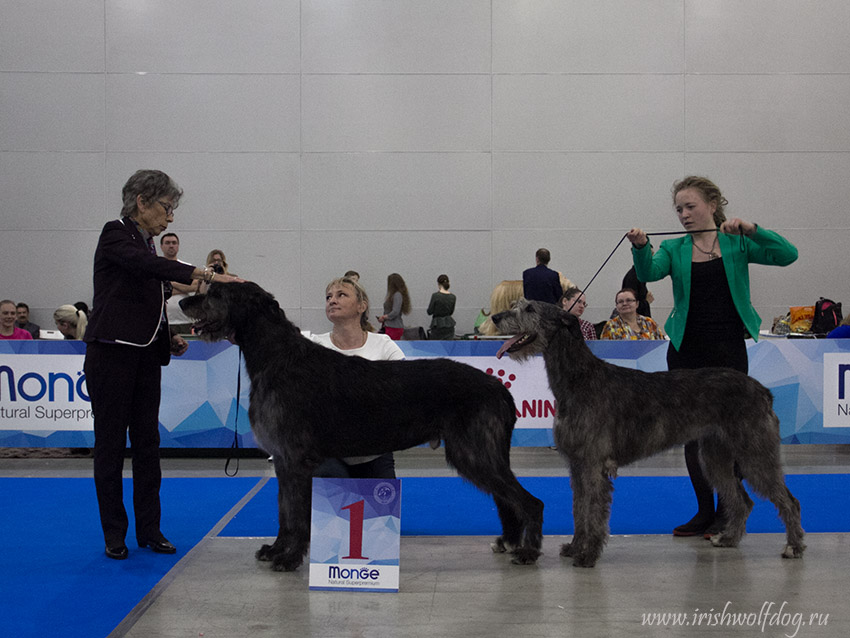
left=0, top=477, right=260, bottom=638
left=2, top=474, right=847, bottom=638
left=221, top=474, right=850, bottom=536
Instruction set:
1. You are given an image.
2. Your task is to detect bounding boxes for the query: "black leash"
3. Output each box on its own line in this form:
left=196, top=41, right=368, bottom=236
left=224, top=346, right=243, bottom=477
left=566, top=228, right=729, bottom=314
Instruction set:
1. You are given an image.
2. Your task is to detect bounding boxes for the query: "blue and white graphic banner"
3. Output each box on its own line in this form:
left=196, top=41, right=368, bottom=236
left=2, top=338, right=850, bottom=446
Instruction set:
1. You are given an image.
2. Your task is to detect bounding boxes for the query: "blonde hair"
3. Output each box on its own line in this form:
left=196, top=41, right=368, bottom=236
left=206, top=249, right=229, bottom=273
left=53, top=304, right=87, bottom=339
left=673, top=175, right=728, bottom=226
left=326, top=277, right=374, bottom=332
left=479, top=280, right=524, bottom=335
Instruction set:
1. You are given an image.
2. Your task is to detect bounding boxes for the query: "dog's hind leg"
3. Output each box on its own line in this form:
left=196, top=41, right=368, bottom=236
left=256, top=457, right=313, bottom=571
left=445, top=434, right=543, bottom=565
left=736, top=441, right=805, bottom=558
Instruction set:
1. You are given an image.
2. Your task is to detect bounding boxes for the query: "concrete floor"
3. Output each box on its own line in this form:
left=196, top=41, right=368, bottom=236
left=4, top=446, right=849, bottom=638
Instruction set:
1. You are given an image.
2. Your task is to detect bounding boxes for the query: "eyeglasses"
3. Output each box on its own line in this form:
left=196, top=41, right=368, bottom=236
left=157, top=201, right=175, bottom=219
left=616, top=298, right=637, bottom=305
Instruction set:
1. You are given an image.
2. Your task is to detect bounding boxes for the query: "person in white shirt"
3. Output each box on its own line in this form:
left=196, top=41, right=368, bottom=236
left=310, top=276, right=404, bottom=478
left=160, top=232, right=197, bottom=334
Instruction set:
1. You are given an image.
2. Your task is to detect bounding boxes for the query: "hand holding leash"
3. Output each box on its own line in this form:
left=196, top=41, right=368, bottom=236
left=626, top=228, right=648, bottom=248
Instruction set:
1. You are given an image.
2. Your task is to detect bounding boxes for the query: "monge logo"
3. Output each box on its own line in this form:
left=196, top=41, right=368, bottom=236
left=822, top=354, right=850, bottom=428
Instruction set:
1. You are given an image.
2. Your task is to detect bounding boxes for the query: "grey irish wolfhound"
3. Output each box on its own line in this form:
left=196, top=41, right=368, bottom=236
left=492, top=299, right=805, bottom=568
left=181, top=282, right=544, bottom=571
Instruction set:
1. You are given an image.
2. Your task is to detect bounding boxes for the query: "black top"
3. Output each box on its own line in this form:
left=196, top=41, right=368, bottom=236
left=685, top=258, right=745, bottom=340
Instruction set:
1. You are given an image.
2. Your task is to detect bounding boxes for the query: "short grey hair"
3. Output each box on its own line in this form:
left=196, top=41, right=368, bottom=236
left=120, top=170, right=183, bottom=218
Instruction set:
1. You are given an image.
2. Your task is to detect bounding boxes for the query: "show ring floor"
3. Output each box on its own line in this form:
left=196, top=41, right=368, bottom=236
left=2, top=446, right=849, bottom=638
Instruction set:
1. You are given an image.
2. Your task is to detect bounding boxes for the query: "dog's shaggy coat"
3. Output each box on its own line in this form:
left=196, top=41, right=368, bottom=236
left=181, top=282, right=543, bottom=571
left=492, top=300, right=805, bottom=568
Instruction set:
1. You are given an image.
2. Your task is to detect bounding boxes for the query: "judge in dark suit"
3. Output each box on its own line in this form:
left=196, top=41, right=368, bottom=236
left=84, top=170, right=242, bottom=560
left=522, top=248, right=563, bottom=304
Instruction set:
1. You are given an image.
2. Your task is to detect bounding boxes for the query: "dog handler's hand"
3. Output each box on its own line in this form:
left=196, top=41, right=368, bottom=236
left=719, top=218, right=756, bottom=236
left=627, top=228, right=647, bottom=248
left=170, top=334, right=189, bottom=357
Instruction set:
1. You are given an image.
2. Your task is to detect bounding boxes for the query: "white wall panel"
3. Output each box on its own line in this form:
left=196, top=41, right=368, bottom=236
left=303, top=0, right=490, bottom=73
left=179, top=230, right=301, bottom=308
left=105, top=0, right=300, bottom=73
left=686, top=0, right=850, bottom=73
left=302, top=153, right=491, bottom=230
left=494, top=0, right=683, bottom=73
left=494, top=74, right=684, bottom=151
left=105, top=74, right=300, bottom=152
left=0, top=231, right=101, bottom=308
left=1, top=153, right=105, bottom=230
left=0, top=0, right=104, bottom=72
left=684, top=153, right=850, bottom=230
left=105, top=152, right=300, bottom=233
left=302, top=75, right=491, bottom=151
left=493, top=152, right=683, bottom=230
left=0, top=74, right=105, bottom=151
left=686, top=75, right=850, bottom=152
left=299, top=230, right=492, bottom=332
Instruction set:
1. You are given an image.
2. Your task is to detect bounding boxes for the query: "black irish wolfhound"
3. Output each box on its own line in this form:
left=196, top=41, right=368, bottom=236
left=181, top=282, right=543, bottom=571
left=492, top=300, right=805, bottom=568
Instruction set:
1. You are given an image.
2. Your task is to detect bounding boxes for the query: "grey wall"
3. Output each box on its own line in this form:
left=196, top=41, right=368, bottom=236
left=2, top=0, right=848, bottom=334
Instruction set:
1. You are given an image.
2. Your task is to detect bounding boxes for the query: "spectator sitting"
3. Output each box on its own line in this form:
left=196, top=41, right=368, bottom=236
left=427, top=274, right=457, bottom=340
left=311, top=276, right=404, bottom=478
left=74, top=301, right=90, bottom=317
left=1, top=300, right=33, bottom=340
left=560, top=287, right=597, bottom=341
left=344, top=270, right=360, bottom=283
left=828, top=315, right=850, bottom=339
left=478, top=280, right=524, bottom=336
left=522, top=248, right=563, bottom=304
left=601, top=289, right=665, bottom=340
left=53, top=304, right=88, bottom=339
left=622, top=265, right=654, bottom=318
left=15, top=302, right=40, bottom=339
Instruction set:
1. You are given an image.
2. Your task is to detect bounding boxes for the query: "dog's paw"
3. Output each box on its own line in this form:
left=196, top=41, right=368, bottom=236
left=255, top=544, right=274, bottom=562
left=510, top=548, right=541, bottom=565
left=490, top=537, right=508, bottom=554
left=572, top=555, right=597, bottom=568
left=559, top=542, right=574, bottom=557
left=782, top=544, right=806, bottom=559
left=709, top=534, right=739, bottom=548
left=271, top=556, right=303, bottom=572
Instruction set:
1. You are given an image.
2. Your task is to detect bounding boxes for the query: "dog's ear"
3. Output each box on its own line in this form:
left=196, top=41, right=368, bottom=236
left=561, top=312, right=583, bottom=340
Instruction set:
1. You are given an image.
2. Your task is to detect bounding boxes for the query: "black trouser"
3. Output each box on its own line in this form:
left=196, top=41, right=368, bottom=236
left=667, top=336, right=748, bottom=520
left=85, top=340, right=164, bottom=546
left=314, top=453, right=396, bottom=479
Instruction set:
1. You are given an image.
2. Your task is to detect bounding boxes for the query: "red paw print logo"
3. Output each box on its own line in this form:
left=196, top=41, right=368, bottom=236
left=486, top=368, right=517, bottom=389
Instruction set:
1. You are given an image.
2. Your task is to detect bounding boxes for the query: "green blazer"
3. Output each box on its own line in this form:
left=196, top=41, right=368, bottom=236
left=632, top=226, right=798, bottom=350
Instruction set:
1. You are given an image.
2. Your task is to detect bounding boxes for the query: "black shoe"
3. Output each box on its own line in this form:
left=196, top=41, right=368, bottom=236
left=105, top=544, right=129, bottom=560
left=138, top=538, right=177, bottom=554
left=673, top=514, right=713, bottom=537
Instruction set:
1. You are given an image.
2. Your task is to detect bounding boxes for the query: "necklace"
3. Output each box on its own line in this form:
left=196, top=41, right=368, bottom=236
left=330, top=330, right=367, bottom=350
left=692, top=233, right=719, bottom=260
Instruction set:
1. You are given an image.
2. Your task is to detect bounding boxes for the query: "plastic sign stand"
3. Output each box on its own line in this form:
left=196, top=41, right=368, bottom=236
left=308, top=478, right=401, bottom=592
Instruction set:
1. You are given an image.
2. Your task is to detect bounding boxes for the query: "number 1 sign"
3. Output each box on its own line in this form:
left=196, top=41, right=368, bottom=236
left=308, top=478, right=402, bottom=592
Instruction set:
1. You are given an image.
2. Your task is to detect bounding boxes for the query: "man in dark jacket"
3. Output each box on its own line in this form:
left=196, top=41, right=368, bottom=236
left=522, top=248, right=562, bottom=304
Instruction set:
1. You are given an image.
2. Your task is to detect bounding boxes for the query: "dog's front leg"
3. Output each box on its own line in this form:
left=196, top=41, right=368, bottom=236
left=256, top=458, right=313, bottom=571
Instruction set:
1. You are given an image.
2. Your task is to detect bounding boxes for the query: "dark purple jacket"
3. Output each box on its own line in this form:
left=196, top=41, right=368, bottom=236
left=85, top=217, right=195, bottom=364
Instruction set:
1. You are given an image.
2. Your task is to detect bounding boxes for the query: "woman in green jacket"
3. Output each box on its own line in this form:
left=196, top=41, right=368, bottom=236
left=627, top=176, right=798, bottom=538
